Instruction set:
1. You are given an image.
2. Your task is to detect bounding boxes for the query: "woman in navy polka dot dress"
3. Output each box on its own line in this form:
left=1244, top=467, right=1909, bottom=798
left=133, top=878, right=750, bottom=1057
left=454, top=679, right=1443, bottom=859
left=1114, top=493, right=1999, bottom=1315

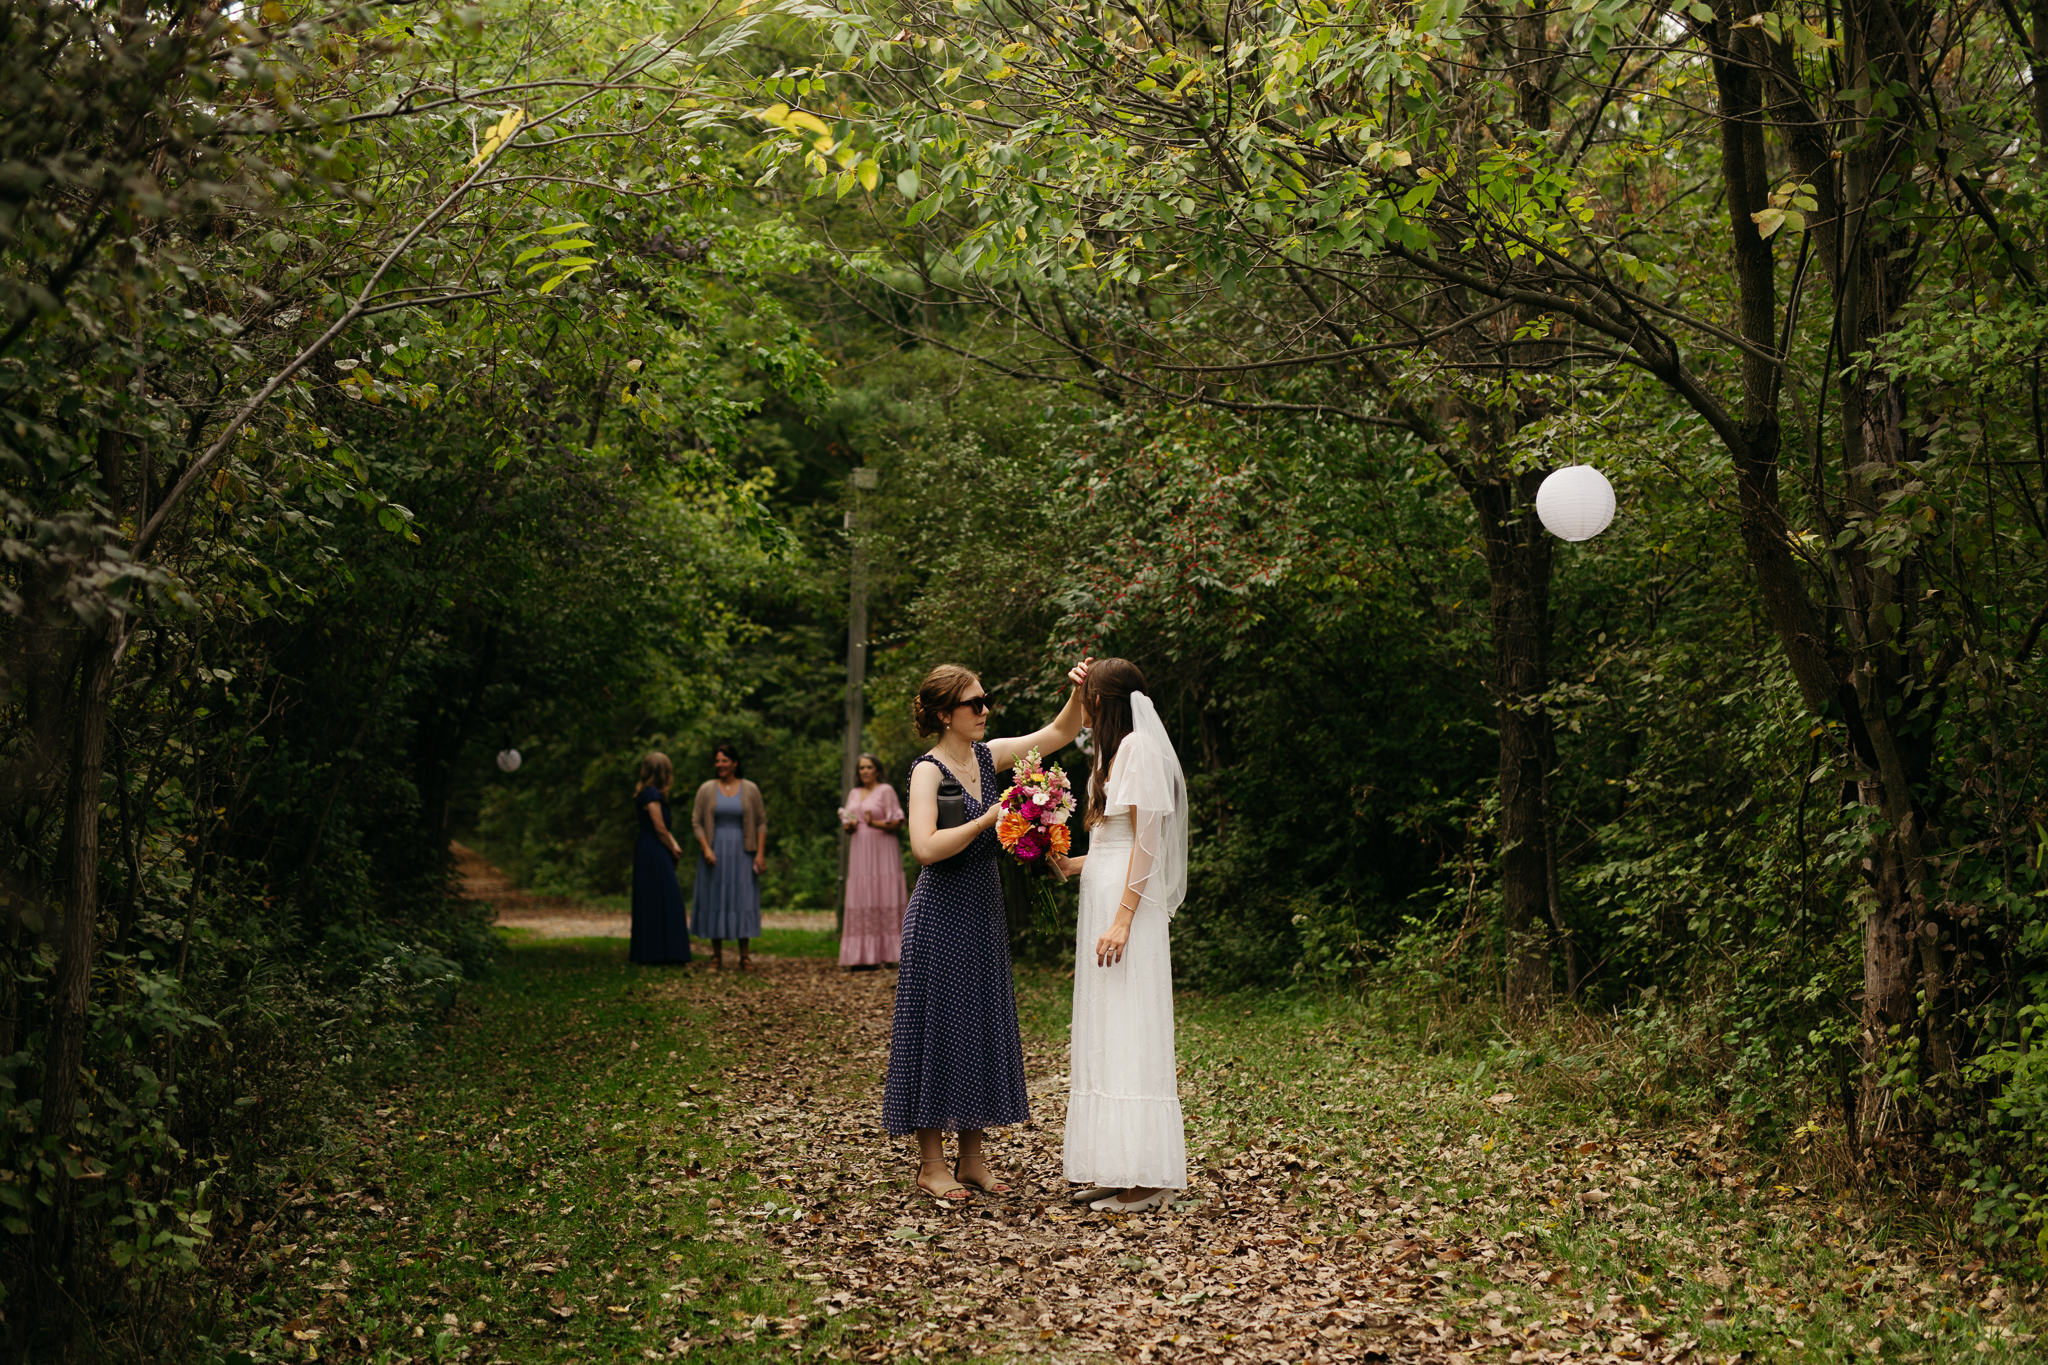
left=886, top=658, right=1092, bottom=1202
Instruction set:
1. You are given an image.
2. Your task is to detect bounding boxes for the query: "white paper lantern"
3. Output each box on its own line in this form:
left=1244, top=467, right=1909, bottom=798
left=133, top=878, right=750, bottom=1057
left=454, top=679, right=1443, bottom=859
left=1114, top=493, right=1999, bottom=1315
left=1535, top=465, right=1616, bottom=542
left=496, top=749, right=523, bottom=773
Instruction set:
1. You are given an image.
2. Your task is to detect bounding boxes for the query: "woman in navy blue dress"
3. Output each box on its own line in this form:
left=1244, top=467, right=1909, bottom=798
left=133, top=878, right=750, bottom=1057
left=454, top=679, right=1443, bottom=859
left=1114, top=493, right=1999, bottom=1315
left=629, top=752, right=692, bottom=965
left=886, top=657, right=1092, bottom=1201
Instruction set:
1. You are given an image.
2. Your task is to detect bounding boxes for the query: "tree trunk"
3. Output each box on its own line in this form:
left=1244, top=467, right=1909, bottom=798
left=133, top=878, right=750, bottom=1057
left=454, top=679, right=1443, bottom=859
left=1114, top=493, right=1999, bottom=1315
left=1473, top=467, right=1557, bottom=1012
left=1720, top=0, right=1949, bottom=1145
left=37, top=616, right=124, bottom=1149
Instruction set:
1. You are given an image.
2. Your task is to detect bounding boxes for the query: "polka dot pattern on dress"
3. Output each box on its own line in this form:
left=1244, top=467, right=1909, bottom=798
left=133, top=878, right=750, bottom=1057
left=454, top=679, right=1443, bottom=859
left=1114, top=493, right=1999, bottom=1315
left=881, top=742, right=1031, bottom=1136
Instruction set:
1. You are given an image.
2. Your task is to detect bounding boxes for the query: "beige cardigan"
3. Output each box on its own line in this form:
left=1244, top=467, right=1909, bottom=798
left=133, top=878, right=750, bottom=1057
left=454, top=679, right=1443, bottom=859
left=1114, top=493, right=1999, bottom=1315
left=692, top=778, right=766, bottom=855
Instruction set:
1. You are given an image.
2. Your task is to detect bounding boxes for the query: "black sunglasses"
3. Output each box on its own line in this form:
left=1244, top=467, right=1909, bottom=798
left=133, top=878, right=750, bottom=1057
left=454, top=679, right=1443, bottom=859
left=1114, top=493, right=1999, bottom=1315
left=954, top=694, right=994, bottom=715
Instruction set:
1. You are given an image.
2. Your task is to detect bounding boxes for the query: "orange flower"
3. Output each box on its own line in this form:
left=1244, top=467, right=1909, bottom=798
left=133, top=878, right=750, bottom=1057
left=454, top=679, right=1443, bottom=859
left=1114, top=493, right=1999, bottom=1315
left=996, top=811, right=1031, bottom=847
left=1049, top=824, right=1071, bottom=855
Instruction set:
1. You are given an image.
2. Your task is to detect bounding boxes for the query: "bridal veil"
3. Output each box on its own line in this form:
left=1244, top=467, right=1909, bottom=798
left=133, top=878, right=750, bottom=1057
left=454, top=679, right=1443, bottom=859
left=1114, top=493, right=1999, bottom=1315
left=1102, top=691, right=1187, bottom=918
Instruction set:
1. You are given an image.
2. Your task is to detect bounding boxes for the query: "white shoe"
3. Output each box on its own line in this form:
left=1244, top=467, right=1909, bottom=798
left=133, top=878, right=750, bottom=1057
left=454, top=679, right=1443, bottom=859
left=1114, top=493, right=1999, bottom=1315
left=1089, top=1188, right=1171, bottom=1214
left=1068, top=1185, right=1119, bottom=1206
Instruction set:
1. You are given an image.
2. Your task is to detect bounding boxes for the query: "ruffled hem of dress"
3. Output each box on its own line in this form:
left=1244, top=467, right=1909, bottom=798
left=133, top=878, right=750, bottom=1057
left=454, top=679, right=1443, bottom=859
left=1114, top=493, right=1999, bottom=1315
left=839, top=931, right=900, bottom=966
left=1062, top=1091, right=1188, bottom=1189
left=690, top=913, right=761, bottom=938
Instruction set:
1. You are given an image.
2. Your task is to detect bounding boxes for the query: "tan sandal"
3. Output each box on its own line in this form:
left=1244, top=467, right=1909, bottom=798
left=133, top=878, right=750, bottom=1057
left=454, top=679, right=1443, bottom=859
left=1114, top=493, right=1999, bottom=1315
left=955, top=1163, right=1011, bottom=1196
left=917, top=1161, right=969, bottom=1202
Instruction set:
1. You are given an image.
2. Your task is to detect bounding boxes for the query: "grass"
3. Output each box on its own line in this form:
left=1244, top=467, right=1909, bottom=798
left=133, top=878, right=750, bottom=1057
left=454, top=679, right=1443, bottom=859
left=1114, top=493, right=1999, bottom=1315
left=206, top=934, right=853, bottom=1364
left=1151, top=984, right=2043, bottom=1363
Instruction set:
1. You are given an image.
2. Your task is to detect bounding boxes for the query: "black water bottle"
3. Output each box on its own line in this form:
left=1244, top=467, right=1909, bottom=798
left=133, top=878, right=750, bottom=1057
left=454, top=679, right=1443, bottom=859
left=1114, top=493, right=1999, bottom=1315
left=935, top=773, right=966, bottom=833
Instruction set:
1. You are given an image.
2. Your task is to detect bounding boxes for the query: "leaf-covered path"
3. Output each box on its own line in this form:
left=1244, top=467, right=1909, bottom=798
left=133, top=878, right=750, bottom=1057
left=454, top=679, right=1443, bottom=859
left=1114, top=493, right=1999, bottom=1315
left=217, top=858, right=2045, bottom=1365
left=668, top=952, right=1540, bottom=1364
left=653, top=954, right=2041, bottom=1365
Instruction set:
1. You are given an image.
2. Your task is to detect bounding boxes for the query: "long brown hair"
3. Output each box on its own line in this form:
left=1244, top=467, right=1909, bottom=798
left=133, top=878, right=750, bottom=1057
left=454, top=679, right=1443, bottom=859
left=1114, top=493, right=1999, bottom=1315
left=1083, top=658, right=1148, bottom=826
left=637, top=751, right=674, bottom=794
left=912, top=664, right=982, bottom=739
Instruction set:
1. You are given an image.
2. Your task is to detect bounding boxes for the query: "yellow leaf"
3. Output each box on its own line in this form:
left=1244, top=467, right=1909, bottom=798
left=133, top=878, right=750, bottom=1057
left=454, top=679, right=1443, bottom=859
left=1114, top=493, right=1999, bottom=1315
left=756, top=102, right=793, bottom=127
left=786, top=109, right=831, bottom=139
left=857, top=160, right=880, bottom=192
left=470, top=108, right=525, bottom=166
left=261, top=1, right=287, bottom=21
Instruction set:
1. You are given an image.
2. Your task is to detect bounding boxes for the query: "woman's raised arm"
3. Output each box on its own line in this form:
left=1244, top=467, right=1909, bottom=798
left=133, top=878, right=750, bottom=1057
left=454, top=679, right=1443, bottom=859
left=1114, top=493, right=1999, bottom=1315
left=985, top=657, right=1091, bottom=770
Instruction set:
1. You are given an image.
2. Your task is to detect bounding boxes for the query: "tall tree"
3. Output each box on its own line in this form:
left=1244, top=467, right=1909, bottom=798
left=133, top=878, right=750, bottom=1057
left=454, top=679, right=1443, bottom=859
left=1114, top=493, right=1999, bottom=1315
left=793, top=0, right=2048, bottom=1131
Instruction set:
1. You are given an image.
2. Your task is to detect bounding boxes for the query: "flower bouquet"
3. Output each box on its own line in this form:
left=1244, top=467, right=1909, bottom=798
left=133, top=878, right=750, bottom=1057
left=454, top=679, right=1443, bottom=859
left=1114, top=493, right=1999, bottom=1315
left=994, top=747, right=1074, bottom=874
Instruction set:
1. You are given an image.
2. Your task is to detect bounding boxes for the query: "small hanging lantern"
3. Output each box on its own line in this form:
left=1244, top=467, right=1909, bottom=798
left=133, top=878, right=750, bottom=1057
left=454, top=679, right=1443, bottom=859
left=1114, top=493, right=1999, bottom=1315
left=1535, top=465, right=1616, bottom=542
left=496, top=749, right=523, bottom=773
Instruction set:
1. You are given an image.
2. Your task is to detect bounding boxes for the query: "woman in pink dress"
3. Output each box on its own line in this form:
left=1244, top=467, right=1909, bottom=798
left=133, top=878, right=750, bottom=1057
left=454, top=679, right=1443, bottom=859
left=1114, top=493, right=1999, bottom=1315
left=840, top=753, right=908, bottom=969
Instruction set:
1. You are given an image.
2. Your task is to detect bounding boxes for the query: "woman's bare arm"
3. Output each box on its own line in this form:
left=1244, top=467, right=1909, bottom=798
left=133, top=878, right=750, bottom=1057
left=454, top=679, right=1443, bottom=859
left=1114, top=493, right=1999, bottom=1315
left=645, top=797, right=684, bottom=860
left=906, top=761, right=1001, bottom=865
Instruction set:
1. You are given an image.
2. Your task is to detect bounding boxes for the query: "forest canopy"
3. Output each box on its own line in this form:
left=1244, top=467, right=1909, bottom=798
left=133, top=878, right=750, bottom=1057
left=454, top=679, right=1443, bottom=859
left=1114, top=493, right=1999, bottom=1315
left=4, top=0, right=2048, bottom=1354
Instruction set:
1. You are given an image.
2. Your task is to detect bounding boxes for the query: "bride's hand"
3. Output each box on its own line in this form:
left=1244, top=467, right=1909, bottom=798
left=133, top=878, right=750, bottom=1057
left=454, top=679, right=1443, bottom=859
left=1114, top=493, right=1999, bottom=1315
left=1095, top=919, right=1130, bottom=967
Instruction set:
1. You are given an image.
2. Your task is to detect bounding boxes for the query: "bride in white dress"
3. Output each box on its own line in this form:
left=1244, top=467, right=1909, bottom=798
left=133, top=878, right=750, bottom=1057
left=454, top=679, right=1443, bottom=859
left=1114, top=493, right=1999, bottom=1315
left=1049, top=658, right=1188, bottom=1214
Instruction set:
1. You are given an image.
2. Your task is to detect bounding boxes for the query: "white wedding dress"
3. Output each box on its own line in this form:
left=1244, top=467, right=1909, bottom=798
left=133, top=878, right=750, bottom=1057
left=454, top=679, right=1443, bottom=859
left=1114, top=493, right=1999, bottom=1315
left=1063, top=711, right=1188, bottom=1191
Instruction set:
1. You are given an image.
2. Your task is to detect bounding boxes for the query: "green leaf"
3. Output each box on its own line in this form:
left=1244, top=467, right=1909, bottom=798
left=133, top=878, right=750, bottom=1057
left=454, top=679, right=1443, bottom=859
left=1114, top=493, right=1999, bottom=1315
left=897, top=166, right=921, bottom=198
left=537, top=265, right=593, bottom=294
left=526, top=256, right=597, bottom=276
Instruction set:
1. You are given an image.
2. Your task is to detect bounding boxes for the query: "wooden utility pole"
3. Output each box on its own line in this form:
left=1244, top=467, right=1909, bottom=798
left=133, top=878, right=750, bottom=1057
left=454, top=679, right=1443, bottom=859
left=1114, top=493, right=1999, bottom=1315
left=837, top=467, right=877, bottom=931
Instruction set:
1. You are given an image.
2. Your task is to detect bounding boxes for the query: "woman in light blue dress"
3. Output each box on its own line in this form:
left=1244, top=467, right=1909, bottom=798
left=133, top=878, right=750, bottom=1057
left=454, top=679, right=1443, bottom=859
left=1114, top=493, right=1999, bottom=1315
left=689, top=743, right=766, bottom=969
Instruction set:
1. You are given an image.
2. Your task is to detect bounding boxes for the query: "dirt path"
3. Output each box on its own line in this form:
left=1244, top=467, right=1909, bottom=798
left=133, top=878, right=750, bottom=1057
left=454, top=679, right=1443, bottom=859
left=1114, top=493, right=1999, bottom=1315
left=454, top=841, right=832, bottom=938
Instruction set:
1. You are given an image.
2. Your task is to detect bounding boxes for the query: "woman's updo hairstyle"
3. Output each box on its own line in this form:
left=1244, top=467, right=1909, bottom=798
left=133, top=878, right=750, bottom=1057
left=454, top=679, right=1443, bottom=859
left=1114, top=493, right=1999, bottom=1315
left=913, top=664, right=982, bottom=739
left=857, top=751, right=886, bottom=783
left=1083, top=657, right=1148, bottom=826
